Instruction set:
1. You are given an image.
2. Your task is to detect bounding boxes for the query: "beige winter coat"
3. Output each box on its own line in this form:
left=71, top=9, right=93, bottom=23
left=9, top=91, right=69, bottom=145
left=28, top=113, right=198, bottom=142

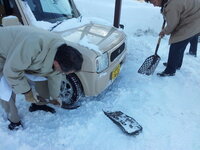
left=0, top=26, right=65, bottom=99
left=162, top=0, right=200, bottom=44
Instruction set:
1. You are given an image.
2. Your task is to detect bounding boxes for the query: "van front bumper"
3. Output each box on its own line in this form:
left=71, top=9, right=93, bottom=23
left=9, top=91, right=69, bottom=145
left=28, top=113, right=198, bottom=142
left=77, top=53, right=126, bottom=96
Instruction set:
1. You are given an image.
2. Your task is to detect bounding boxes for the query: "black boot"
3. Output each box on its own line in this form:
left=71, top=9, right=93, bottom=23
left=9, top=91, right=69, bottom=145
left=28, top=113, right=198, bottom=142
left=157, top=71, right=175, bottom=77
left=8, top=121, right=23, bottom=131
left=163, top=62, right=180, bottom=70
left=29, top=103, right=56, bottom=114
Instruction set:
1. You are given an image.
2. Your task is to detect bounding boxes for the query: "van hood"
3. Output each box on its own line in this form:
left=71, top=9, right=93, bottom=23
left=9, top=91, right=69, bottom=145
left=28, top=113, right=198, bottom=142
left=61, top=23, right=125, bottom=55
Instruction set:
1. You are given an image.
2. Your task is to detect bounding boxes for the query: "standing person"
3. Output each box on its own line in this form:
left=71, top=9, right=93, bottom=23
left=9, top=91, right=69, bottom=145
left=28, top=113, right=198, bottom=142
left=145, top=0, right=200, bottom=77
left=0, top=26, right=83, bottom=130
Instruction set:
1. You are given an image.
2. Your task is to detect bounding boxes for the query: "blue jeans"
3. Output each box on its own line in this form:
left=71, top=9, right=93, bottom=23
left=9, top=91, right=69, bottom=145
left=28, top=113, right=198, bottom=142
left=165, top=34, right=198, bottom=74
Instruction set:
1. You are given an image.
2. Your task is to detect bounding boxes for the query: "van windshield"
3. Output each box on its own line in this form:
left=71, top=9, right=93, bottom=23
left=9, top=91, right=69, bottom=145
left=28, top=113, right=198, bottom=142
left=25, top=0, right=76, bottom=23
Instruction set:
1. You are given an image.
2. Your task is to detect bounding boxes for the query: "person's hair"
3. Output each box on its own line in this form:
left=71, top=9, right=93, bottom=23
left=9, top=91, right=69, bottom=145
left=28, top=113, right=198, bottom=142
left=54, top=44, right=83, bottom=73
left=144, top=0, right=168, bottom=13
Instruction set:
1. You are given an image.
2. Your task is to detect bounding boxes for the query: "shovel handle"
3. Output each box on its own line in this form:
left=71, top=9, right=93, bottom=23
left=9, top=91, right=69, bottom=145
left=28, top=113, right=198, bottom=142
left=154, top=20, right=166, bottom=55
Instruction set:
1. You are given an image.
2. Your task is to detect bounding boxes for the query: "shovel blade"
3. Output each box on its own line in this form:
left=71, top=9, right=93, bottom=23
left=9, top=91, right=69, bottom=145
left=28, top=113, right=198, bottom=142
left=138, top=55, right=161, bottom=75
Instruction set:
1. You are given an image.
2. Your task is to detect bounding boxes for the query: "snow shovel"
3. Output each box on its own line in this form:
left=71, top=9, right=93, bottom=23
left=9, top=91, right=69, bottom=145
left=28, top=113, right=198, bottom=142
left=138, top=20, right=166, bottom=75
left=103, top=110, right=142, bottom=135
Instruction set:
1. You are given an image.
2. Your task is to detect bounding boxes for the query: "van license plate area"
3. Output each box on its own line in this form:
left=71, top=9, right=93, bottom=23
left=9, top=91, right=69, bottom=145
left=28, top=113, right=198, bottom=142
left=111, top=64, right=120, bottom=80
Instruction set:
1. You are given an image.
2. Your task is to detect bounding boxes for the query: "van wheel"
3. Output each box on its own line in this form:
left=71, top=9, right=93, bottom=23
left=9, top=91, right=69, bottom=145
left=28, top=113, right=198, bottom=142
left=60, top=74, right=83, bottom=105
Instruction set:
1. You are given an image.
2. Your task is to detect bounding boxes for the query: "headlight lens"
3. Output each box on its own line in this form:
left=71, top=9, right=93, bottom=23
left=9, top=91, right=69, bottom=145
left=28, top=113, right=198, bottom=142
left=96, top=53, right=109, bottom=73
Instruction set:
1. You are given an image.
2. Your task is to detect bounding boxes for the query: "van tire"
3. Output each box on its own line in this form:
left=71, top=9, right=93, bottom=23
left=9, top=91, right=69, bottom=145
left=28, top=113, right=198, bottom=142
left=60, top=74, right=83, bottom=105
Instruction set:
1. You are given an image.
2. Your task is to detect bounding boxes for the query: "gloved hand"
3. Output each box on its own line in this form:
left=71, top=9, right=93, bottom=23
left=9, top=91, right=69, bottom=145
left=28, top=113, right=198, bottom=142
left=24, top=90, right=39, bottom=103
left=29, top=103, right=56, bottom=114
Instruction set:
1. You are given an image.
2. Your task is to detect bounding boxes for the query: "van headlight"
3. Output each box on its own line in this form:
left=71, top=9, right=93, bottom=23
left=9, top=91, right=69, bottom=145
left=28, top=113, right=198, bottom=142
left=96, top=53, right=109, bottom=73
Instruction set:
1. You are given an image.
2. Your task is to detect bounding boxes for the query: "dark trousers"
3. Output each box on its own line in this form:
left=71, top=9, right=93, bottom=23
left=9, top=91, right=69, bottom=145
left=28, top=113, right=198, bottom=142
left=165, top=34, right=198, bottom=74
left=189, top=34, right=198, bottom=55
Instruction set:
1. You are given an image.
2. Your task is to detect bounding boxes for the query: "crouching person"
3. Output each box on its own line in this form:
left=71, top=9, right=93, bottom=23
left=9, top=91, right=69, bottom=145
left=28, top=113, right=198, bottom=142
left=0, top=26, right=83, bottom=130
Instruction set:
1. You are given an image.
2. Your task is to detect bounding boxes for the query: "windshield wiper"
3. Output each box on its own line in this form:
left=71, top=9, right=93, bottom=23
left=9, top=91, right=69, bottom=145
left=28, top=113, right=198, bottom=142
left=49, top=20, right=64, bottom=32
left=49, top=14, right=73, bottom=31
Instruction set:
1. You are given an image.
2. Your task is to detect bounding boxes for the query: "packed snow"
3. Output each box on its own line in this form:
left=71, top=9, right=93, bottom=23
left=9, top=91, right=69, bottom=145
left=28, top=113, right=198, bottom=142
left=0, top=0, right=200, bottom=150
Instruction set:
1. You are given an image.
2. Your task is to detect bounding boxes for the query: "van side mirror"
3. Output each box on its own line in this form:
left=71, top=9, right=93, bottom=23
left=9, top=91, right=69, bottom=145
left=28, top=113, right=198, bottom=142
left=2, top=16, right=21, bottom=26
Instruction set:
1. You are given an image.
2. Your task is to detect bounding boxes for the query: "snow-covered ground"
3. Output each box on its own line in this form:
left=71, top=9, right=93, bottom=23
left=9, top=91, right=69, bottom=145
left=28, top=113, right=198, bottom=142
left=1, top=0, right=200, bottom=150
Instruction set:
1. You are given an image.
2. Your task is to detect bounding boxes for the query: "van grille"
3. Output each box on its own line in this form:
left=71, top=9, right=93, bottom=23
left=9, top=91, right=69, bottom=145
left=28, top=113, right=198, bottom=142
left=110, top=43, right=125, bottom=62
